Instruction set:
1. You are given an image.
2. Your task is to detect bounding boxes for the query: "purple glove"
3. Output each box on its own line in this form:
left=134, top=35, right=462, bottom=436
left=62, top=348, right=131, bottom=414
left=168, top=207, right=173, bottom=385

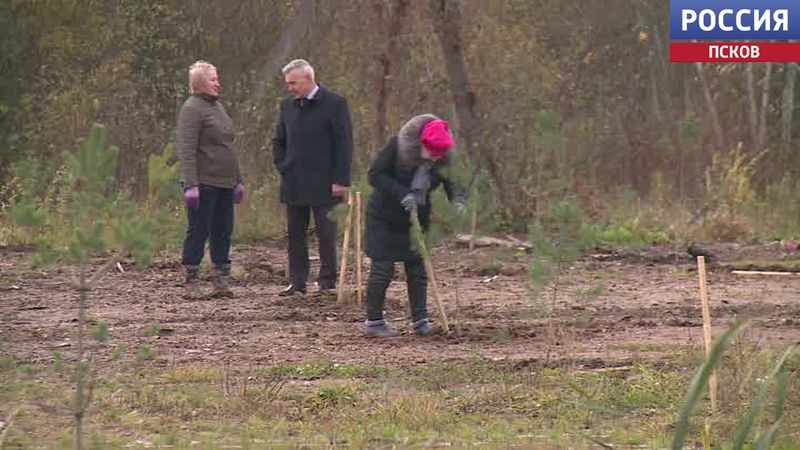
left=184, top=186, right=200, bottom=210
left=233, top=183, right=245, bottom=204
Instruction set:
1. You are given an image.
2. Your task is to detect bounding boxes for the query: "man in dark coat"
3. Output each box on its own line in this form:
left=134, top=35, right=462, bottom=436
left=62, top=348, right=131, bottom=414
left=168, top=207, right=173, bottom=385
left=273, top=59, right=353, bottom=296
left=363, top=114, right=466, bottom=337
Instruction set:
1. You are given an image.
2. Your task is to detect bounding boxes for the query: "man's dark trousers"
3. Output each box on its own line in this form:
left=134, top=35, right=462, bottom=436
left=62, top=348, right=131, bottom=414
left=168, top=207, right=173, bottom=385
left=287, top=204, right=338, bottom=289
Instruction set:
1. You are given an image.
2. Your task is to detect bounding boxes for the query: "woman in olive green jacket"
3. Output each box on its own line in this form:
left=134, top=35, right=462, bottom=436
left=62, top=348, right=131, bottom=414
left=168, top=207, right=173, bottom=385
left=176, top=61, right=244, bottom=299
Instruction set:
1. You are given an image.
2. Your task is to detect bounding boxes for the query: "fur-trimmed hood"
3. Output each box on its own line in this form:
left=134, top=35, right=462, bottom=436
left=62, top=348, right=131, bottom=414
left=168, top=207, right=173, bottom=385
left=396, top=114, right=451, bottom=170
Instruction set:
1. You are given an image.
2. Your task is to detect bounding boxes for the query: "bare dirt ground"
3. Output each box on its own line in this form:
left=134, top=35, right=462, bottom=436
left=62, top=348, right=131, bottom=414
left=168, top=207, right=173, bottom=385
left=2, top=241, right=799, bottom=373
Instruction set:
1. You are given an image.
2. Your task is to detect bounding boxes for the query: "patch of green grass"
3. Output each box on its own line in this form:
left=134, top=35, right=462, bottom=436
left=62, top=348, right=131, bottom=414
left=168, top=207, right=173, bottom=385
left=264, top=362, right=385, bottom=379
left=158, top=365, right=223, bottom=383
left=408, top=359, right=520, bottom=391
left=306, top=383, right=358, bottom=410
left=0, top=354, right=18, bottom=371
left=587, top=220, right=671, bottom=248
left=609, top=342, right=687, bottom=353
left=136, top=344, right=154, bottom=361
left=0, top=344, right=797, bottom=448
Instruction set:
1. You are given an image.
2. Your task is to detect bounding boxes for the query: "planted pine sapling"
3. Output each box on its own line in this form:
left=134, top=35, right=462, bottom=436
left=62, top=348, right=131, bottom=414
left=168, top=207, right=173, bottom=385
left=11, top=123, right=157, bottom=449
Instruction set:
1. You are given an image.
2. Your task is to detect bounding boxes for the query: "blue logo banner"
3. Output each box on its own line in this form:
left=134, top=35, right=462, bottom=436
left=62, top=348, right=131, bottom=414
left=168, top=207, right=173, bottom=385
left=670, top=0, right=800, bottom=40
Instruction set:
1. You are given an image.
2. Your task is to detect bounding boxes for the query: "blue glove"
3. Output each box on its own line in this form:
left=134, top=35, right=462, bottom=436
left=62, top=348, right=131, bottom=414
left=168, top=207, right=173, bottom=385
left=401, top=193, right=417, bottom=212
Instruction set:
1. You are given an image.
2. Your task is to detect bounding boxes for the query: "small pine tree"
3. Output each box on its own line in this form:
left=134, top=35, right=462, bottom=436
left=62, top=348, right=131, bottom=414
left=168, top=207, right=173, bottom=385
left=528, top=199, right=593, bottom=304
left=11, top=123, right=157, bottom=449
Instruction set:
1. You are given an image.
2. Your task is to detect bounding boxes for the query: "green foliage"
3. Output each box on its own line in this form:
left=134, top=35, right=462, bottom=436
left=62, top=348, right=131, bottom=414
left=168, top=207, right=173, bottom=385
left=307, top=384, right=358, bottom=410
left=9, top=123, right=161, bottom=263
left=672, top=320, right=748, bottom=449
left=111, top=344, right=126, bottom=362
left=704, top=144, right=765, bottom=218
left=52, top=351, right=67, bottom=373
left=670, top=322, right=798, bottom=449
left=693, top=144, right=767, bottom=241
left=6, top=124, right=163, bottom=449
left=730, top=346, right=797, bottom=449
left=528, top=199, right=593, bottom=299
left=147, top=143, right=181, bottom=206
left=91, top=321, right=110, bottom=344
left=8, top=198, right=48, bottom=228
left=587, top=219, right=671, bottom=247
left=136, top=344, right=154, bottom=362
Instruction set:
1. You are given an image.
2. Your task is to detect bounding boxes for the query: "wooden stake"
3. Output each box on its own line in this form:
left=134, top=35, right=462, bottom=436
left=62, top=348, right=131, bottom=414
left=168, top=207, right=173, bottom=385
left=453, top=270, right=463, bottom=337
left=697, top=255, right=718, bottom=411
left=410, top=213, right=450, bottom=333
left=337, top=191, right=354, bottom=304
left=469, top=208, right=477, bottom=251
left=355, top=191, right=363, bottom=305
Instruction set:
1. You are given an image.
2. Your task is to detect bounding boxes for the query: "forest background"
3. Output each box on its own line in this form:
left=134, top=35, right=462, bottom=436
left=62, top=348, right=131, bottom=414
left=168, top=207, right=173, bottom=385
left=2, top=0, right=798, bottom=246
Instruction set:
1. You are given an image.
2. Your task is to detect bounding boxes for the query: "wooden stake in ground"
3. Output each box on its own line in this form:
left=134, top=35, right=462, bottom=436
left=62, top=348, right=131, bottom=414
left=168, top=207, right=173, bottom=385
left=469, top=207, right=477, bottom=251
left=696, top=255, right=719, bottom=411
left=337, top=191, right=354, bottom=304
left=410, top=212, right=450, bottom=333
left=355, top=191, right=363, bottom=304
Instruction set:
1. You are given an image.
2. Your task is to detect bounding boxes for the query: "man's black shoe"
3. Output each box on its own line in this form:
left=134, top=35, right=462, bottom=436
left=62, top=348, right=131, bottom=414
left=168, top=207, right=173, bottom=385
left=279, top=284, right=306, bottom=296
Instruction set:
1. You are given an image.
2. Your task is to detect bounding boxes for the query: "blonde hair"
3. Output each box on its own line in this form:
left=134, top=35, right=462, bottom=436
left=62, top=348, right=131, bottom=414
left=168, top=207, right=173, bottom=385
left=188, top=60, right=217, bottom=94
left=281, top=59, right=315, bottom=80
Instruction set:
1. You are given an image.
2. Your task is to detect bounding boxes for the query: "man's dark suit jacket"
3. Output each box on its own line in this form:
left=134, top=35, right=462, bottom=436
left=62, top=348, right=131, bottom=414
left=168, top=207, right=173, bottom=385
left=272, top=85, right=353, bottom=206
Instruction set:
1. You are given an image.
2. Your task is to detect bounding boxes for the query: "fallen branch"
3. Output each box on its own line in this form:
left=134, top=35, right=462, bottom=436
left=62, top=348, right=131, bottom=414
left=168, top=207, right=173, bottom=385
left=731, top=270, right=800, bottom=276
left=453, top=233, right=532, bottom=250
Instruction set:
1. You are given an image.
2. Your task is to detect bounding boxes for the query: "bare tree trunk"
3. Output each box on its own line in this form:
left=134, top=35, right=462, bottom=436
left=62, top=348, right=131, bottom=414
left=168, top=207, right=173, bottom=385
left=757, top=62, right=772, bottom=152
left=782, top=63, right=797, bottom=148
left=695, top=62, right=726, bottom=151
left=745, top=63, right=759, bottom=146
left=429, top=0, right=508, bottom=207
left=251, top=0, right=316, bottom=101
left=373, top=0, right=410, bottom=151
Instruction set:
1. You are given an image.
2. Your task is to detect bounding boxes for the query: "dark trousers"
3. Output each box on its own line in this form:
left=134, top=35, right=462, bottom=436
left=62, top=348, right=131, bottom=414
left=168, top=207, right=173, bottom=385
left=286, top=204, right=338, bottom=289
left=182, top=185, right=234, bottom=266
left=366, top=258, right=427, bottom=322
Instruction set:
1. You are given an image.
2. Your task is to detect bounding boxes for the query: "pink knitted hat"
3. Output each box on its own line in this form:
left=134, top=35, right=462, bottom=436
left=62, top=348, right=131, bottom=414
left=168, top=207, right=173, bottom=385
left=420, top=119, right=453, bottom=158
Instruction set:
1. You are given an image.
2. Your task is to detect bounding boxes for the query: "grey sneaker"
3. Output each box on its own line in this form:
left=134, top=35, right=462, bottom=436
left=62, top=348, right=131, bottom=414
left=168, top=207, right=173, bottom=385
left=412, top=319, right=436, bottom=336
left=363, top=319, right=400, bottom=338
